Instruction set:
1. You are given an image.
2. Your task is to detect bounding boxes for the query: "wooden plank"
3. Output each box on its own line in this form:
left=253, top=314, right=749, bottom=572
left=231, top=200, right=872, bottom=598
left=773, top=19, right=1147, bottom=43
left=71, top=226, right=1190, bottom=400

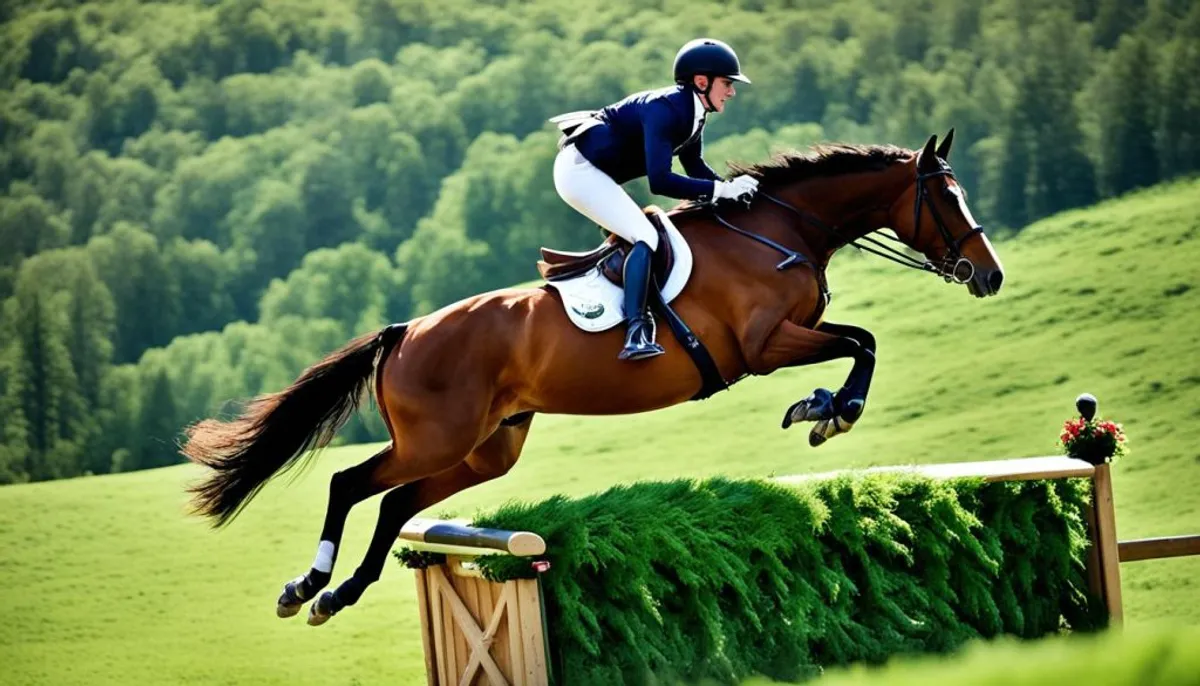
left=479, top=580, right=507, bottom=683
left=452, top=574, right=470, bottom=686
left=401, top=519, right=546, bottom=556
left=428, top=567, right=448, bottom=686
left=1092, top=464, right=1124, bottom=625
left=414, top=569, right=438, bottom=686
left=463, top=573, right=483, bottom=686
left=476, top=583, right=510, bottom=686
left=1119, top=535, right=1200, bottom=562
left=517, top=579, right=549, bottom=686
left=440, top=568, right=510, bottom=686
left=505, top=583, right=525, bottom=684
left=774, top=456, right=1095, bottom=486
left=438, top=567, right=460, bottom=685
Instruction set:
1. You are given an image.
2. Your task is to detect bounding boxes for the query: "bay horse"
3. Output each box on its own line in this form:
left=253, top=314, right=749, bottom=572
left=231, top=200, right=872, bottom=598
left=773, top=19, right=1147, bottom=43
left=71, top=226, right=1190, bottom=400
left=181, top=131, right=1004, bottom=625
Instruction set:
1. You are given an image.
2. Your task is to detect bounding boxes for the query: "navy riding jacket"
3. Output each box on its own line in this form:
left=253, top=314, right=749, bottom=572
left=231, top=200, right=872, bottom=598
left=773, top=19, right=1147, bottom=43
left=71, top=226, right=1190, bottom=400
left=567, top=85, right=722, bottom=201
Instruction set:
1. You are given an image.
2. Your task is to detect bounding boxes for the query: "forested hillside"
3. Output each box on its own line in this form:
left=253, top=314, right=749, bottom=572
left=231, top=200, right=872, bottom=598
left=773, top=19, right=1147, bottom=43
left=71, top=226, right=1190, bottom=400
left=1, top=0, right=1198, bottom=484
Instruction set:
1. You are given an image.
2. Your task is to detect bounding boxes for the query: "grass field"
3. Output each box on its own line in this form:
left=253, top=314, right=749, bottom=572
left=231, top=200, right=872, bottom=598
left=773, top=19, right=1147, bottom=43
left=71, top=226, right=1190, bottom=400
left=2, top=178, right=1198, bottom=685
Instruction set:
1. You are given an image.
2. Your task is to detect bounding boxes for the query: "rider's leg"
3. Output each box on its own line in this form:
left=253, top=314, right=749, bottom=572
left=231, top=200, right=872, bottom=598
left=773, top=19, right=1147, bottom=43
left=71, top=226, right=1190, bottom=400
left=553, top=145, right=664, bottom=360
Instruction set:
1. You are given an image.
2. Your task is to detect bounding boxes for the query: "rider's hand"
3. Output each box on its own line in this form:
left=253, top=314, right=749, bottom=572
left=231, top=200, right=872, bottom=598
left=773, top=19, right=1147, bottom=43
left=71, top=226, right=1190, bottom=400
left=713, top=175, right=759, bottom=202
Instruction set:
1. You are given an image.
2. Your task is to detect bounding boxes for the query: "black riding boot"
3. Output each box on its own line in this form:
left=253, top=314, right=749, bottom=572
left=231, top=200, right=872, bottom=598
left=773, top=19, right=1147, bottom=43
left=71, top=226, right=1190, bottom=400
left=619, top=241, right=665, bottom=361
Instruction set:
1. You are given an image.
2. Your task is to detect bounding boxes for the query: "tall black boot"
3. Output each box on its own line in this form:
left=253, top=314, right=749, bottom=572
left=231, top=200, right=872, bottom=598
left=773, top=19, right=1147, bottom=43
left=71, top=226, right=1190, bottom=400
left=618, top=241, right=665, bottom=361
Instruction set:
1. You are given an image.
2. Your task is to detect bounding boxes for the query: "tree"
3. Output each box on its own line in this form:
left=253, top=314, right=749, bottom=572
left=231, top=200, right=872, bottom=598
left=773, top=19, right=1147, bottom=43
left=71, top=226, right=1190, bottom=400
left=0, top=183, right=70, bottom=298
left=87, top=223, right=181, bottom=363
left=1157, top=5, right=1200, bottom=178
left=165, top=238, right=235, bottom=337
left=1095, top=34, right=1160, bottom=196
left=96, top=364, right=139, bottom=474
left=1023, top=13, right=1098, bottom=217
left=258, top=243, right=402, bottom=337
left=134, top=367, right=178, bottom=470
left=8, top=275, right=85, bottom=480
left=994, top=110, right=1032, bottom=229
left=351, top=58, right=392, bottom=107
left=1093, top=0, right=1146, bottom=48
left=0, top=324, right=32, bottom=484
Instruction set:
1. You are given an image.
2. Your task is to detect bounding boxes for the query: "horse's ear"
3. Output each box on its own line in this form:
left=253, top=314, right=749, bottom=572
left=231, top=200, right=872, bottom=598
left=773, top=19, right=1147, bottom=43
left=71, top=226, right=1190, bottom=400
left=936, top=127, right=955, bottom=160
left=919, top=134, right=938, bottom=171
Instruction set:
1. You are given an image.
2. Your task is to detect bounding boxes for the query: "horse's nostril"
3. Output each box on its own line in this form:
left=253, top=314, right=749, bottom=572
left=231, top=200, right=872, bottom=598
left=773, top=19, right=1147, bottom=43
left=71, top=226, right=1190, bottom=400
left=989, top=270, right=1004, bottom=292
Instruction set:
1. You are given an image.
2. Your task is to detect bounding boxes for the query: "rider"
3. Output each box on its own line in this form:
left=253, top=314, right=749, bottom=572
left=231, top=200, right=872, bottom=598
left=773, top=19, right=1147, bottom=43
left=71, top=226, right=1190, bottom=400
left=551, top=38, right=760, bottom=361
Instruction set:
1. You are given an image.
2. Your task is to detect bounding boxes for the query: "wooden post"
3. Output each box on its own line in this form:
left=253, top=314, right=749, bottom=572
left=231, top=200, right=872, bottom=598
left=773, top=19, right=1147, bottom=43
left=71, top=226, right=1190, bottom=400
left=403, top=524, right=551, bottom=686
left=1081, top=502, right=1106, bottom=608
left=1091, top=462, right=1123, bottom=625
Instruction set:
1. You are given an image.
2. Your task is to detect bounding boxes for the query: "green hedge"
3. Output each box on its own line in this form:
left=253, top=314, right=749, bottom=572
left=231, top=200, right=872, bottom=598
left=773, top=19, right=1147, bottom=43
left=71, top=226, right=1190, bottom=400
left=402, top=473, right=1107, bottom=685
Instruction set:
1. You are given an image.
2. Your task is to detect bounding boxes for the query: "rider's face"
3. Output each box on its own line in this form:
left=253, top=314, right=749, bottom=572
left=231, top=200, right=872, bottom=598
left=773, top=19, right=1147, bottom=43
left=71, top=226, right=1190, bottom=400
left=696, top=76, right=736, bottom=113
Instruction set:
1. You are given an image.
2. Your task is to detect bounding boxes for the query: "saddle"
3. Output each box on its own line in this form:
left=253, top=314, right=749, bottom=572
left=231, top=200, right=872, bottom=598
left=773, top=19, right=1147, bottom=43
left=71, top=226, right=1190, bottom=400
left=537, top=206, right=676, bottom=287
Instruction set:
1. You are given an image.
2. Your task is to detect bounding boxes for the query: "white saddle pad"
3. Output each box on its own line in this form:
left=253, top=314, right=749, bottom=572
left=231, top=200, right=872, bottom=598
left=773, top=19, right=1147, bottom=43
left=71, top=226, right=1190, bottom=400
left=544, top=208, right=693, bottom=332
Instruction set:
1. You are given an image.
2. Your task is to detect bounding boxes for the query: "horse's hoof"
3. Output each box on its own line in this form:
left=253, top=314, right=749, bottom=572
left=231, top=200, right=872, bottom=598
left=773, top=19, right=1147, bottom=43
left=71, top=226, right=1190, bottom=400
left=782, top=388, right=835, bottom=429
left=809, top=415, right=855, bottom=447
left=277, top=600, right=303, bottom=619
left=307, top=591, right=339, bottom=627
left=276, top=576, right=308, bottom=619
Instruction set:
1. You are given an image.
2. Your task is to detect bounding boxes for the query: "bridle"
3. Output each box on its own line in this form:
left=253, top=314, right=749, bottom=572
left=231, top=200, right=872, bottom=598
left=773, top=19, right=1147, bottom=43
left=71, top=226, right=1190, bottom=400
left=711, top=159, right=986, bottom=285
left=908, top=163, right=985, bottom=284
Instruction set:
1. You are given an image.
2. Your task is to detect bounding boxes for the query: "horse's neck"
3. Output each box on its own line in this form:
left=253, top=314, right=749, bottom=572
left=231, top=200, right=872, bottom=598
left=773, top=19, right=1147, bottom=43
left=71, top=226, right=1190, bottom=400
left=784, top=166, right=910, bottom=262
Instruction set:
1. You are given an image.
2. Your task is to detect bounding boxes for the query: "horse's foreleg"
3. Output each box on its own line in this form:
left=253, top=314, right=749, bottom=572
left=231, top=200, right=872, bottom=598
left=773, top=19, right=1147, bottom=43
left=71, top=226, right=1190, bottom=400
left=815, top=321, right=878, bottom=419
left=749, top=320, right=874, bottom=446
left=307, top=416, right=534, bottom=626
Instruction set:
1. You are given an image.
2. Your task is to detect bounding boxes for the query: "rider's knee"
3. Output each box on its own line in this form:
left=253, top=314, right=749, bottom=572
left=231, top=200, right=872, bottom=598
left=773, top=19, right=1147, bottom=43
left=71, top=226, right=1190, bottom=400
left=632, top=224, right=659, bottom=251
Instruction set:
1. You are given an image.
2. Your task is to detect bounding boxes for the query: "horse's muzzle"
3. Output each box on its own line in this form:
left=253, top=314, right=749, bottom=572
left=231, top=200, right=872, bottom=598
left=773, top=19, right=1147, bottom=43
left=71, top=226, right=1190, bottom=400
left=967, top=267, right=1004, bottom=298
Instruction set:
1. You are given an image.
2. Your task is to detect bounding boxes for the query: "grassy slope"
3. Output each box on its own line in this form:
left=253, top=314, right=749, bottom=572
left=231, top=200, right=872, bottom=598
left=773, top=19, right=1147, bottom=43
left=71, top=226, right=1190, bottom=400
left=752, top=623, right=1200, bottom=686
left=1, top=179, right=1197, bottom=685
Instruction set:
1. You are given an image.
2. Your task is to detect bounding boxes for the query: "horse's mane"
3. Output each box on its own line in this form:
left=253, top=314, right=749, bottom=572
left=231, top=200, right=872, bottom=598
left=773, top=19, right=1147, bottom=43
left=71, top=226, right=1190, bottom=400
left=675, top=142, right=913, bottom=215
left=729, top=143, right=912, bottom=186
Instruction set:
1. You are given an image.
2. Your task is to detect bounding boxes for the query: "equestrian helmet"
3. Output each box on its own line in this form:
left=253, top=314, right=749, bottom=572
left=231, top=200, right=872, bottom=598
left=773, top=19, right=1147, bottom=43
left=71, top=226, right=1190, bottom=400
left=673, top=38, right=751, bottom=84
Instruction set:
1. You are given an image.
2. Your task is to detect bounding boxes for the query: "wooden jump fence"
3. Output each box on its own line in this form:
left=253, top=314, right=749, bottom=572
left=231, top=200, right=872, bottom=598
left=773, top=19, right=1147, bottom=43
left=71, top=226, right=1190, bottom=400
left=398, top=436, right=1199, bottom=686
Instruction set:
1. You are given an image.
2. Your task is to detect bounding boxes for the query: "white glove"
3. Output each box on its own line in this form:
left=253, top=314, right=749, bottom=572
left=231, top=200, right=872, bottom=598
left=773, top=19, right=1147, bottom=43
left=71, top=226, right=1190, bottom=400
left=713, top=174, right=759, bottom=202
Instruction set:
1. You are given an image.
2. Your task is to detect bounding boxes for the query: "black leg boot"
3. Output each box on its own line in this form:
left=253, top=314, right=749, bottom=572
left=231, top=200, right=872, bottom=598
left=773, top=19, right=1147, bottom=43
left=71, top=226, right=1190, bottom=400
left=618, top=241, right=665, bottom=361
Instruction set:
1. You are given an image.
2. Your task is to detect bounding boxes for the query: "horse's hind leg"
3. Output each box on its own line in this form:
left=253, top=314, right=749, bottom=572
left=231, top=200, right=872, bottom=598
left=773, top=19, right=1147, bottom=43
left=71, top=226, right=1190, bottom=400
left=275, top=426, right=481, bottom=619
left=308, top=416, right=534, bottom=625
left=276, top=446, right=394, bottom=618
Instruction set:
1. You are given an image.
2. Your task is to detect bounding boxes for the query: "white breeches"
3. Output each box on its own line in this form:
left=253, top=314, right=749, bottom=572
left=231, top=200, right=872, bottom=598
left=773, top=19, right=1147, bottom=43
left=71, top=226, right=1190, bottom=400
left=553, top=144, right=659, bottom=250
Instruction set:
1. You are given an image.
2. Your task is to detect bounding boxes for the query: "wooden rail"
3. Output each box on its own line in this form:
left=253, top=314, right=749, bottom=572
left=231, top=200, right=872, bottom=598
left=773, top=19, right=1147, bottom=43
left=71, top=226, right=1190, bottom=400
left=773, top=455, right=1096, bottom=484
left=1118, top=535, right=1200, bottom=562
left=400, top=518, right=546, bottom=557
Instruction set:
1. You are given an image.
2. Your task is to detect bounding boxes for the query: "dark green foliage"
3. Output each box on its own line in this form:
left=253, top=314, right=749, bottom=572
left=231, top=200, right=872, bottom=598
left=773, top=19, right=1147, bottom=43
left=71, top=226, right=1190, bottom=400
left=2, top=0, right=1198, bottom=482
left=461, top=475, right=1103, bottom=685
left=1095, top=35, right=1161, bottom=197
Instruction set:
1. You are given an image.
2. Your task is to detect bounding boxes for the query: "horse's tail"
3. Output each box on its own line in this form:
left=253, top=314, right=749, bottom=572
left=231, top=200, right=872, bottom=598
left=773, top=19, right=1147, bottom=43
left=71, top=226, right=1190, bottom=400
left=182, top=323, right=409, bottom=527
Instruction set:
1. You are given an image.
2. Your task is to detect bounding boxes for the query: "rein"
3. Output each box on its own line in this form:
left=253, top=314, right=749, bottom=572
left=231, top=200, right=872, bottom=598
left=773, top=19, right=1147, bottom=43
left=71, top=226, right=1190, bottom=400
left=710, top=166, right=985, bottom=285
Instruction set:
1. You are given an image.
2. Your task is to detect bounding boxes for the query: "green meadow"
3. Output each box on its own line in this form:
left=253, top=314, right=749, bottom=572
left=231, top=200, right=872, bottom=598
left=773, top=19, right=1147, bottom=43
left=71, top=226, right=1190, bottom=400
left=2, top=178, right=1198, bottom=685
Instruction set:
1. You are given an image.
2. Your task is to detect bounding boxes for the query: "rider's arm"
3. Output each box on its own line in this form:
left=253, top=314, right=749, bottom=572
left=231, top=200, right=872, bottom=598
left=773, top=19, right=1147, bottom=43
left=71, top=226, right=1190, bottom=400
left=678, top=136, right=721, bottom=182
left=641, top=102, right=716, bottom=201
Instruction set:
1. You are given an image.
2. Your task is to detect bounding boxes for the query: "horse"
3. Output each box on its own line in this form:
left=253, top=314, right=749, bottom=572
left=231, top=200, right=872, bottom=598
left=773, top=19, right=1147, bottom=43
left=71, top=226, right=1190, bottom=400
left=181, top=130, right=1004, bottom=626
